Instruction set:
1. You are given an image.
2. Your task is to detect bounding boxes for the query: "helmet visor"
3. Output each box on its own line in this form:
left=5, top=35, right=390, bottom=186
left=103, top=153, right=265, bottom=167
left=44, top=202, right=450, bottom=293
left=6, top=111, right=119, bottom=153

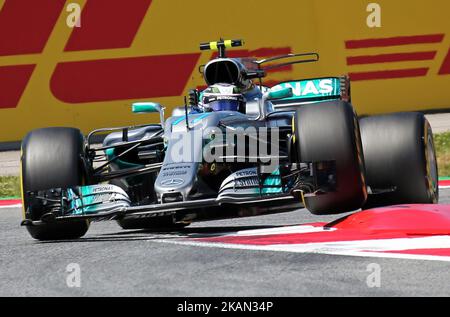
left=202, top=95, right=244, bottom=112
left=209, top=99, right=241, bottom=112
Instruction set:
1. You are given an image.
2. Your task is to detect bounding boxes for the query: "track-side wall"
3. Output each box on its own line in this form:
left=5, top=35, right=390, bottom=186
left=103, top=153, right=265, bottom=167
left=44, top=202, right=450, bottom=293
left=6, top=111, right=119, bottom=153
left=0, top=0, right=449, bottom=142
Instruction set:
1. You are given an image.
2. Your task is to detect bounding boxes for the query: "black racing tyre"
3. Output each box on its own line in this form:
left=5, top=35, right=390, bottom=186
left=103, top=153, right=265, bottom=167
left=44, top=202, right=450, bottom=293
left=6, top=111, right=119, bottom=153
left=293, top=101, right=367, bottom=214
left=359, top=112, right=438, bottom=208
left=21, top=127, right=89, bottom=240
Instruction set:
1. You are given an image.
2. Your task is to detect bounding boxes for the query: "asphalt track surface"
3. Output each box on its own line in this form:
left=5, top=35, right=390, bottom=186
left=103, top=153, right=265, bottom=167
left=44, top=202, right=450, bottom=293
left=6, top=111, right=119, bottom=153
left=0, top=189, right=449, bottom=297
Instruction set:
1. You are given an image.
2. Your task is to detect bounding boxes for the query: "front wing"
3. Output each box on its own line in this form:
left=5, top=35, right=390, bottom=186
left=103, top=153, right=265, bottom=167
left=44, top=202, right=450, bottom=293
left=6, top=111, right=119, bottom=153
left=21, top=185, right=303, bottom=228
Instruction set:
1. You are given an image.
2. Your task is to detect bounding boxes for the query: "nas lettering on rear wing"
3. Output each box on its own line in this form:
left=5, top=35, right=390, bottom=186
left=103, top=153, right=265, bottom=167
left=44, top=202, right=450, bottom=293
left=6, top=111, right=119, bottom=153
left=270, top=77, right=350, bottom=108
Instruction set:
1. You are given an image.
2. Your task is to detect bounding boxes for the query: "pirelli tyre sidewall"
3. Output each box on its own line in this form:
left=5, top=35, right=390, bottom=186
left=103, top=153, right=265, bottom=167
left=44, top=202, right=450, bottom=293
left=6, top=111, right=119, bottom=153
left=21, top=127, right=89, bottom=240
left=360, top=112, right=439, bottom=208
left=294, top=101, right=367, bottom=215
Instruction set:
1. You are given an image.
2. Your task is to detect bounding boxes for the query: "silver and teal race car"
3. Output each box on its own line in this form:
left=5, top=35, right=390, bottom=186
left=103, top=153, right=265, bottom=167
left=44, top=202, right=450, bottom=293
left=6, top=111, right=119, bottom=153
left=20, top=39, right=438, bottom=240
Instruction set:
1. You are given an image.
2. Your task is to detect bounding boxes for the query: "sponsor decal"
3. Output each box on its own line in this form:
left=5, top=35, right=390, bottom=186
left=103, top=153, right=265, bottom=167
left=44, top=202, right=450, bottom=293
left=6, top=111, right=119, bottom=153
left=345, top=33, right=450, bottom=81
left=160, top=178, right=185, bottom=187
left=0, top=0, right=293, bottom=110
left=0, top=0, right=449, bottom=142
left=271, top=78, right=341, bottom=100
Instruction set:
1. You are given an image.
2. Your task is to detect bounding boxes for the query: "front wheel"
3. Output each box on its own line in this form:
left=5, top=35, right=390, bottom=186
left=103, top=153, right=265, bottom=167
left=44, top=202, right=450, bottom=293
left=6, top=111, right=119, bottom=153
left=293, top=101, right=367, bottom=214
left=21, top=127, right=90, bottom=240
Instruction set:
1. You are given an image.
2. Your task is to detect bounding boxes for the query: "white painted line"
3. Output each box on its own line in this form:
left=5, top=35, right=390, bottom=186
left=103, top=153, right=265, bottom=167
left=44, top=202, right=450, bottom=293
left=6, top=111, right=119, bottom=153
left=0, top=204, right=21, bottom=209
left=158, top=235, right=450, bottom=262
left=222, top=224, right=331, bottom=237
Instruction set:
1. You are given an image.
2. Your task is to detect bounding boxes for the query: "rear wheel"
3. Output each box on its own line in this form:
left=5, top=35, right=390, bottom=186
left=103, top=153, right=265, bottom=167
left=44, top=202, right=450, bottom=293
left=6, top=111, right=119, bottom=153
left=21, top=127, right=89, bottom=240
left=293, top=101, right=367, bottom=214
left=359, top=112, right=438, bottom=208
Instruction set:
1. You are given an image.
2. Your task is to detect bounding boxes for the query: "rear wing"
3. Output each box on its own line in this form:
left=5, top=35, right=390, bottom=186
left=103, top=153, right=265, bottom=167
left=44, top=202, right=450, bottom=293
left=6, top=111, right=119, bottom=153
left=270, top=76, right=351, bottom=110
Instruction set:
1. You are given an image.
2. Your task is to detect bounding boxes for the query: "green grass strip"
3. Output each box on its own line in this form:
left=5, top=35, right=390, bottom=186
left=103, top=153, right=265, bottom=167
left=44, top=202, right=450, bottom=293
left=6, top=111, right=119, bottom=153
left=0, top=196, right=21, bottom=200
left=0, top=176, right=20, bottom=198
left=435, top=132, right=450, bottom=177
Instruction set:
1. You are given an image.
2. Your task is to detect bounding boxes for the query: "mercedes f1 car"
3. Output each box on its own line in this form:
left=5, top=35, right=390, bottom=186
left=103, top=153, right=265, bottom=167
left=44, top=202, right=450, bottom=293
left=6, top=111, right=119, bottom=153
left=20, top=39, right=439, bottom=240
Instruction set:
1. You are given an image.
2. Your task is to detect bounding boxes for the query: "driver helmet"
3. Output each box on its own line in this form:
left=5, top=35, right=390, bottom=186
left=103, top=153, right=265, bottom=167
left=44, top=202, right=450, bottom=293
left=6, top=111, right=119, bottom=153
left=200, top=84, right=246, bottom=113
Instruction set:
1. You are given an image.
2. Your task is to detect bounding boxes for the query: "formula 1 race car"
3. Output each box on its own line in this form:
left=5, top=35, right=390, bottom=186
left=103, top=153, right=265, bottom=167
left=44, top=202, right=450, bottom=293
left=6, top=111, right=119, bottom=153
left=20, top=39, right=439, bottom=240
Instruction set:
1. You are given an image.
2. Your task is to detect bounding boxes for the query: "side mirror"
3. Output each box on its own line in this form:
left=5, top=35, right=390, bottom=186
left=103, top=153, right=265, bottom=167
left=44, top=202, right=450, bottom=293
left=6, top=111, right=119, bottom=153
left=266, top=87, right=293, bottom=100
left=132, top=102, right=161, bottom=113
left=132, top=102, right=165, bottom=127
